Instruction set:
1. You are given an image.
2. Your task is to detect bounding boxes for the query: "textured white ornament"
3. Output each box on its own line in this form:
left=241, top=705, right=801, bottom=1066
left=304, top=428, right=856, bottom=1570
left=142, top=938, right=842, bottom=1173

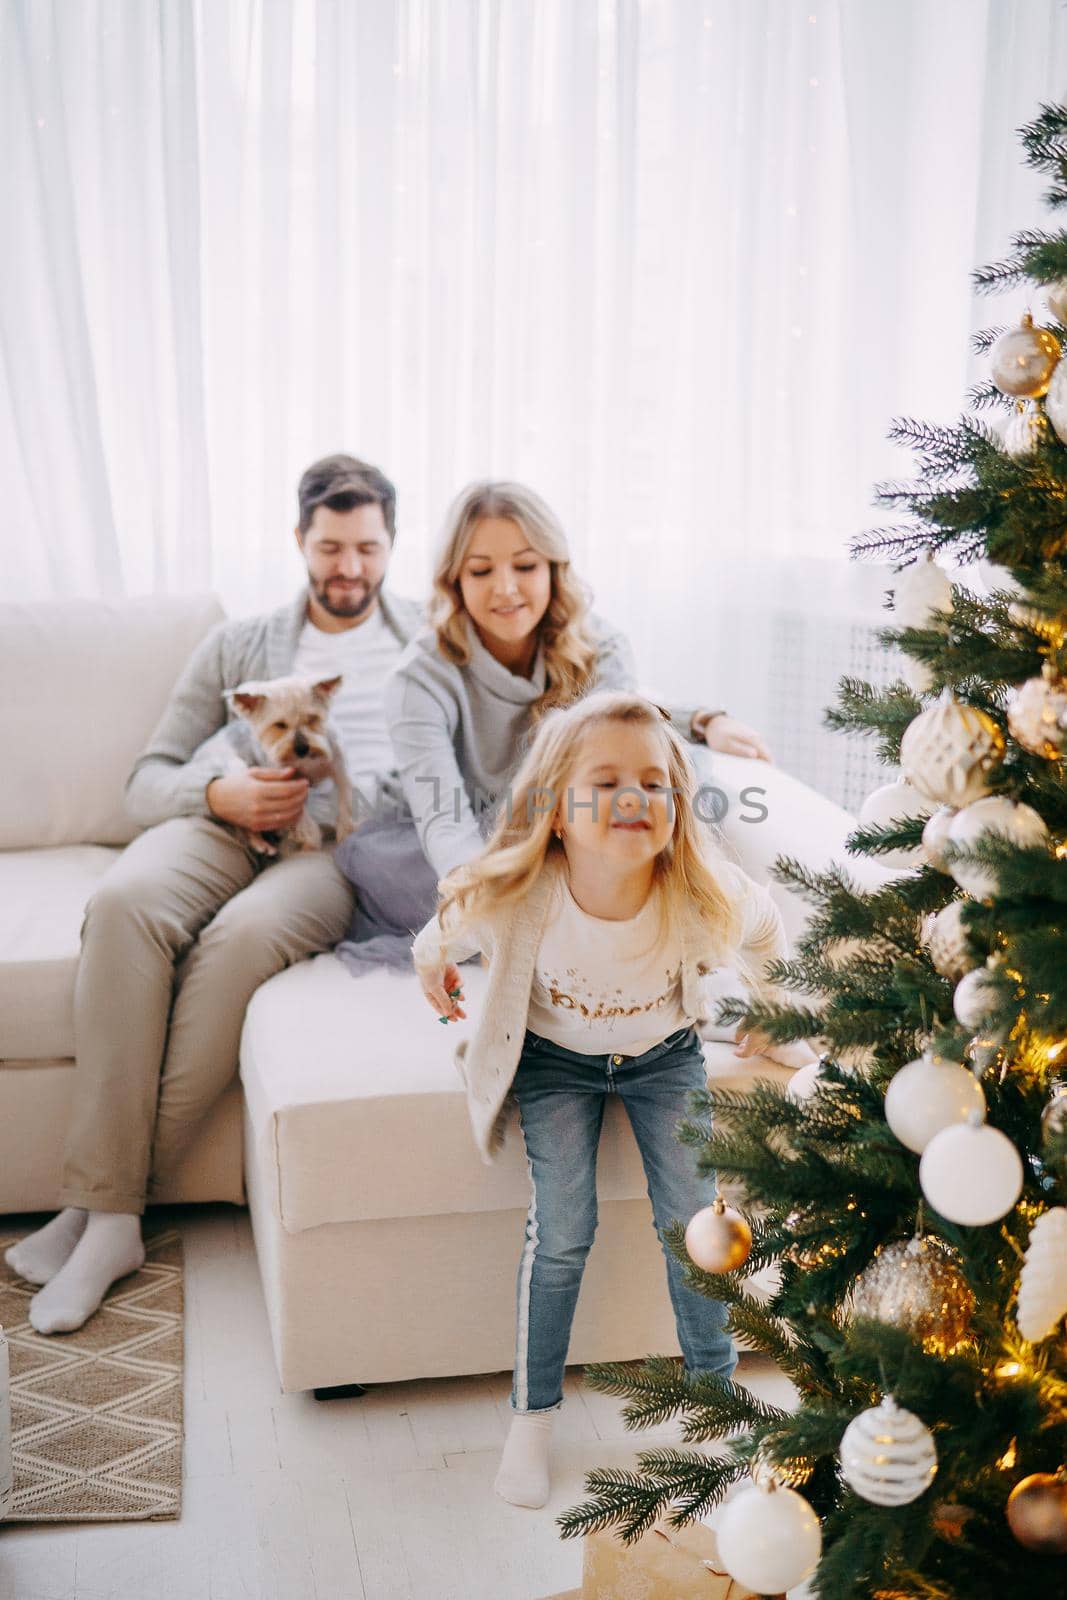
left=1016, top=1206, right=1067, bottom=1343
left=1047, top=279, right=1067, bottom=325
left=893, top=558, right=953, bottom=629
left=858, top=780, right=930, bottom=869
left=1046, top=352, right=1067, bottom=445
left=920, top=1117, right=1023, bottom=1225
left=952, top=963, right=1003, bottom=1030
left=839, top=1396, right=938, bottom=1506
left=946, top=796, right=1049, bottom=899
left=1003, top=401, right=1046, bottom=459
left=715, top=1481, right=822, bottom=1595
left=899, top=692, right=1004, bottom=808
left=990, top=314, right=1061, bottom=398
left=884, top=1052, right=986, bottom=1154
left=1006, top=668, right=1067, bottom=760
left=921, top=900, right=978, bottom=981
left=921, top=806, right=958, bottom=871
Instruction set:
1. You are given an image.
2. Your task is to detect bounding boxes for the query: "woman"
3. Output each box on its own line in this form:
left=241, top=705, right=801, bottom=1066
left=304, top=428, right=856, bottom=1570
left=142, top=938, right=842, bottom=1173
left=384, top=480, right=770, bottom=884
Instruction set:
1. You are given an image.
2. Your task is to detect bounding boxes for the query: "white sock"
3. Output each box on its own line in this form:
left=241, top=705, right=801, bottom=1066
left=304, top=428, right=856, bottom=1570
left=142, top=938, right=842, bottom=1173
left=494, top=1412, right=554, bottom=1508
left=29, top=1212, right=145, bottom=1335
left=5, top=1208, right=88, bottom=1286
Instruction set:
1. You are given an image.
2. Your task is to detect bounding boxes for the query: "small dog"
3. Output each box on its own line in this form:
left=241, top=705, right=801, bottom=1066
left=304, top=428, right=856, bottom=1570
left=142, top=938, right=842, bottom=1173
left=214, top=674, right=355, bottom=856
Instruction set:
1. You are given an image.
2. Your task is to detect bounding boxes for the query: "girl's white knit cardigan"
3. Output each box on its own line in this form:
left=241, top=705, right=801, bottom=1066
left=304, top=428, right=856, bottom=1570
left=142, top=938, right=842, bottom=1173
left=412, top=853, right=815, bottom=1163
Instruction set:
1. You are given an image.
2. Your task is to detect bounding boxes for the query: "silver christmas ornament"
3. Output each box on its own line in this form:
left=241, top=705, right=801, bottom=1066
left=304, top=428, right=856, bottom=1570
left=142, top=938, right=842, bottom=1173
left=899, top=692, right=1005, bottom=808
left=1003, top=400, right=1047, bottom=458
left=990, top=313, right=1061, bottom=398
left=839, top=1395, right=938, bottom=1506
left=946, top=796, right=1049, bottom=900
left=921, top=900, right=978, bottom=981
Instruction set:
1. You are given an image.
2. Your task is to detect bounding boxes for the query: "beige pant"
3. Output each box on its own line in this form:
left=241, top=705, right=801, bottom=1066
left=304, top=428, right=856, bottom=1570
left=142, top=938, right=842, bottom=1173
left=61, top=817, right=355, bottom=1214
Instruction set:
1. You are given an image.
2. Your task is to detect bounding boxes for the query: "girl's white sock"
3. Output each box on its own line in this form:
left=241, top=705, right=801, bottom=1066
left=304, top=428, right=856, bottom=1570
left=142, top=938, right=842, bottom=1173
left=5, top=1208, right=88, bottom=1285
left=494, top=1411, right=554, bottom=1508
left=28, top=1212, right=145, bottom=1334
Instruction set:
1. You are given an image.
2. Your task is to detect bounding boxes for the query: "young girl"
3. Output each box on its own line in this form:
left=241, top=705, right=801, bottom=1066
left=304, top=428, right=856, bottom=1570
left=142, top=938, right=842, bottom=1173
left=413, top=690, right=812, bottom=1509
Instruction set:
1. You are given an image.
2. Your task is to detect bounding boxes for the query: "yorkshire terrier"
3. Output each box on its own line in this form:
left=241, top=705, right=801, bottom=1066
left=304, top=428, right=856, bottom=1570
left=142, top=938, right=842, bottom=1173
left=209, top=674, right=355, bottom=855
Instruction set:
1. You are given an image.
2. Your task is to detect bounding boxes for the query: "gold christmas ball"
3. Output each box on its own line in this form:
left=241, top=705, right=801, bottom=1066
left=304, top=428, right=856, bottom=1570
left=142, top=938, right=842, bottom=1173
left=991, top=313, right=1061, bottom=399
left=1006, top=665, right=1067, bottom=759
left=899, top=691, right=1005, bottom=808
left=850, top=1235, right=975, bottom=1355
left=1006, top=1471, right=1067, bottom=1554
left=1008, top=598, right=1066, bottom=645
left=685, top=1196, right=752, bottom=1273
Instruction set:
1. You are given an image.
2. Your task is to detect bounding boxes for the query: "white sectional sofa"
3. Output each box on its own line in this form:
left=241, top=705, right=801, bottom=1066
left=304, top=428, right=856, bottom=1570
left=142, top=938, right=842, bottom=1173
left=0, top=593, right=884, bottom=1393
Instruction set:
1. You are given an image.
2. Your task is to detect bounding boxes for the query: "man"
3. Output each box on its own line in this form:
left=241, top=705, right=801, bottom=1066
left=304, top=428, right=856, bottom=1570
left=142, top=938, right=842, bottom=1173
left=6, top=455, right=420, bottom=1334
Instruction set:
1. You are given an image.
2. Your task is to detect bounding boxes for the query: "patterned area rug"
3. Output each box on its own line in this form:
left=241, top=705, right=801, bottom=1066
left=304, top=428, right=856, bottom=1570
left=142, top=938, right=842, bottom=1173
left=0, top=1228, right=183, bottom=1521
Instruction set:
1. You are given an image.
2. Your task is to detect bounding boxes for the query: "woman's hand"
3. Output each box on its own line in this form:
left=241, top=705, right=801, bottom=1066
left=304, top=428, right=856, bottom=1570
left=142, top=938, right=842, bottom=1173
left=733, top=1023, right=775, bottom=1059
left=699, top=713, right=773, bottom=763
left=418, top=961, right=467, bottom=1023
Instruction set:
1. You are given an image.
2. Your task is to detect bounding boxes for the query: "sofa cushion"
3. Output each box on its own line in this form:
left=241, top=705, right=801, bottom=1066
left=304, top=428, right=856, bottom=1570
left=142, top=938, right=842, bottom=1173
left=0, top=847, right=121, bottom=1058
left=0, top=593, right=224, bottom=849
left=240, top=952, right=791, bottom=1234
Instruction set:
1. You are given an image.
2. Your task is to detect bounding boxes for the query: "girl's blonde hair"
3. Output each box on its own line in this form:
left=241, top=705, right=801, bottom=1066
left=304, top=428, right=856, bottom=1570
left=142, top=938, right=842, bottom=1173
left=438, top=691, right=743, bottom=957
left=429, top=481, right=598, bottom=717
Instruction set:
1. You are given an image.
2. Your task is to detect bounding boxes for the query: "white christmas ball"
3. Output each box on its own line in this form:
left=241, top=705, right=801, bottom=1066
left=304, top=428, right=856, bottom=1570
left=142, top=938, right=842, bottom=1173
left=900, top=654, right=935, bottom=696
left=893, top=559, right=953, bottom=629
left=1046, top=352, right=1067, bottom=445
left=787, top=1062, right=824, bottom=1102
left=1016, top=1206, right=1067, bottom=1343
left=920, top=1118, right=1023, bottom=1225
left=1047, top=279, right=1067, bottom=325
left=839, top=1396, right=937, bottom=1506
left=884, top=1053, right=986, bottom=1154
left=858, top=780, right=930, bottom=869
left=921, top=900, right=978, bottom=981
left=715, top=1482, right=822, bottom=1595
left=946, top=796, right=1049, bottom=900
left=952, top=963, right=1003, bottom=1030
left=921, top=807, right=958, bottom=871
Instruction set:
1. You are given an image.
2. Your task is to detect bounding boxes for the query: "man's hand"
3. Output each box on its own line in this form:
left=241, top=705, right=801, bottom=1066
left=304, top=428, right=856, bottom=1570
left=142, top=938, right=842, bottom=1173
left=698, top=712, right=772, bottom=763
left=417, top=962, right=466, bottom=1023
left=206, top=768, right=310, bottom=831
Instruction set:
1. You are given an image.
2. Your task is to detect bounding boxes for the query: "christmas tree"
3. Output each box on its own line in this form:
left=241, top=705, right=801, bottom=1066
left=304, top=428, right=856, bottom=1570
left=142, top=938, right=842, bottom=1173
left=559, top=106, right=1067, bottom=1599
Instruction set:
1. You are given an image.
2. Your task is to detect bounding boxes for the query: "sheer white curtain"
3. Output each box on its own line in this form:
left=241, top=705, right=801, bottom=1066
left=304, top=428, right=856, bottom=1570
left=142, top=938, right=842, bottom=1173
left=3, top=0, right=1067, bottom=782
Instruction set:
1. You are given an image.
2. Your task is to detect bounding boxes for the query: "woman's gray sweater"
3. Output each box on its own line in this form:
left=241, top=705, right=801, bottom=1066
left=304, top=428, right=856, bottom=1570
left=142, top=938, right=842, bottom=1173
left=384, top=616, right=700, bottom=880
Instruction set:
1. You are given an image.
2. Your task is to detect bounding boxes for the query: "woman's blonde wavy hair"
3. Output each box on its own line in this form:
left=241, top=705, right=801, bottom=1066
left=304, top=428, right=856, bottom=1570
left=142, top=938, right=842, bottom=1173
left=429, top=481, right=599, bottom=717
left=437, top=691, right=744, bottom=959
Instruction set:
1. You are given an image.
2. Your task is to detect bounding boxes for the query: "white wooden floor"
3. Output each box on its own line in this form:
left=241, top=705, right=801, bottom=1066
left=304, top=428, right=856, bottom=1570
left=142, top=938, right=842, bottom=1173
left=0, top=1205, right=796, bottom=1600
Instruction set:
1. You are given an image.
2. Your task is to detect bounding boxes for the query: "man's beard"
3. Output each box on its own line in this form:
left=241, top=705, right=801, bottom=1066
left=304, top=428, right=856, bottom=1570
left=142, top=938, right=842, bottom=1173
left=311, top=576, right=383, bottom=620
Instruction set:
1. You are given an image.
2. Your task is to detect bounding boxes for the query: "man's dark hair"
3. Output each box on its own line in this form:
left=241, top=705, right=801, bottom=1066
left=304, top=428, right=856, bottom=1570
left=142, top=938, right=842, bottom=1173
left=297, top=454, right=397, bottom=541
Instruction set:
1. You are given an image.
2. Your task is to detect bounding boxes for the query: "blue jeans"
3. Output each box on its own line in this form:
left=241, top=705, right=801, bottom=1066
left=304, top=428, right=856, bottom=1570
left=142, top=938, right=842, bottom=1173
left=509, top=1025, right=736, bottom=1413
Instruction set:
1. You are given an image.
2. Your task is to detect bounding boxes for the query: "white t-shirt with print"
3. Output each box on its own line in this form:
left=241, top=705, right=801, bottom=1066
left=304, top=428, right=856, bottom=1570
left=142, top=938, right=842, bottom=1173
left=526, top=879, right=690, bottom=1057
left=292, top=607, right=404, bottom=808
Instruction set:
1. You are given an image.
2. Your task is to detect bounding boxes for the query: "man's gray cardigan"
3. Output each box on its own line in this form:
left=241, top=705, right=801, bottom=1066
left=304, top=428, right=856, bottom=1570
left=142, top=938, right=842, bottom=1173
left=125, top=588, right=422, bottom=827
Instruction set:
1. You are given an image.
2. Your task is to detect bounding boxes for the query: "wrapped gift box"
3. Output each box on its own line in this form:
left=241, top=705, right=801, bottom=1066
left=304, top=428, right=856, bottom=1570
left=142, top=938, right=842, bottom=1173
left=579, top=1518, right=763, bottom=1600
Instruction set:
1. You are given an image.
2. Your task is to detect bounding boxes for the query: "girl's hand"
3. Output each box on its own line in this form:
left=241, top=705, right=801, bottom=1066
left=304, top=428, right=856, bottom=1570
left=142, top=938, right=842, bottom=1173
left=733, top=1023, right=775, bottom=1059
left=418, top=962, right=467, bottom=1023
left=702, top=713, right=772, bottom=763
